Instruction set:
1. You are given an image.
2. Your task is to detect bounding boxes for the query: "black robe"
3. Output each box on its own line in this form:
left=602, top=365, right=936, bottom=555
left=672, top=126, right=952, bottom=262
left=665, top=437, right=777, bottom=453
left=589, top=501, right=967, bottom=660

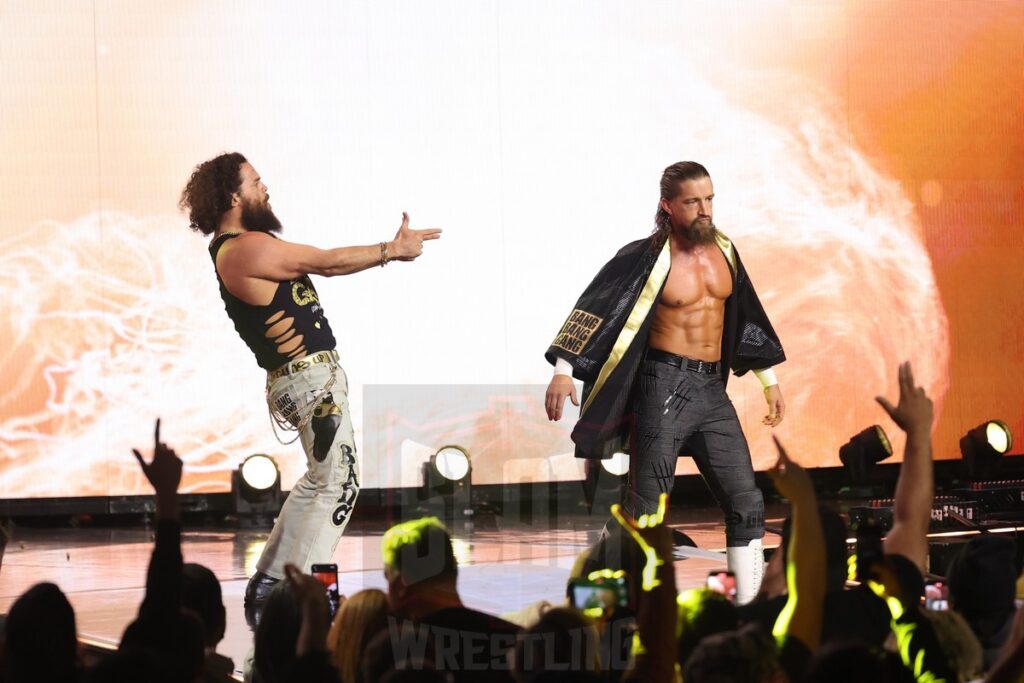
left=545, top=230, right=785, bottom=460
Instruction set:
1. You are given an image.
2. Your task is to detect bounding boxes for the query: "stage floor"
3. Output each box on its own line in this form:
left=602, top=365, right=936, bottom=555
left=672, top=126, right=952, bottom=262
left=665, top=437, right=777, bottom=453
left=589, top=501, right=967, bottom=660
left=0, top=506, right=785, bottom=677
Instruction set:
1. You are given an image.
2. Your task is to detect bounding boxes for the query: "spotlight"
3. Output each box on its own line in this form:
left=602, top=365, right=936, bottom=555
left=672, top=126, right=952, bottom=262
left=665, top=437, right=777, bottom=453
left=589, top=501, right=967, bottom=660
left=420, top=445, right=472, bottom=517
left=602, top=452, right=630, bottom=477
left=839, top=426, right=893, bottom=485
left=231, top=454, right=283, bottom=526
left=583, top=452, right=629, bottom=515
left=240, top=454, right=280, bottom=496
left=434, top=445, right=471, bottom=482
left=961, top=420, right=1013, bottom=481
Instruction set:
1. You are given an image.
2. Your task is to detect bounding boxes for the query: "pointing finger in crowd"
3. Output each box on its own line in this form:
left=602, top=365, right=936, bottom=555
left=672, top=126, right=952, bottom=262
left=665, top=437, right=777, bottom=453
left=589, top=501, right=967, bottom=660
left=875, top=395, right=896, bottom=420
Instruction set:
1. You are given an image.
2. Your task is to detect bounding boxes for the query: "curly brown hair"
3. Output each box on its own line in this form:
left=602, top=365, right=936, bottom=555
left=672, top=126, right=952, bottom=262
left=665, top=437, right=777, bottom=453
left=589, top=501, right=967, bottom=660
left=179, top=152, right=247, bottom=236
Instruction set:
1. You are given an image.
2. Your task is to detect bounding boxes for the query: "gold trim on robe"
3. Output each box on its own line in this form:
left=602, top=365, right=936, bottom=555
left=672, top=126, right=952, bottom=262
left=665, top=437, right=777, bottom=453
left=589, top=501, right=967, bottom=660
left=581, top=238, right=672, bottom=415
left=714, top=230, right=737, bottom=274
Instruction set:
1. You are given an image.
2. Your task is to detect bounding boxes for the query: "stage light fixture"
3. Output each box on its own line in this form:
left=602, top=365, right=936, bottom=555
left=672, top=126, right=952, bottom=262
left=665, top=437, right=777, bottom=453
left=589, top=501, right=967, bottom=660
left=961, top=420, right=1013, bottom=481
left=420, top=445, right=473, bottom=517
left=434, top=445, right=471, bottom=482
left=839, top=425, right=893, bottom=485
left=231, top=454, right=283, bottom=526
left=240, top=454, right=280, bottom=496
left=602, top=452, right=630, bottom=477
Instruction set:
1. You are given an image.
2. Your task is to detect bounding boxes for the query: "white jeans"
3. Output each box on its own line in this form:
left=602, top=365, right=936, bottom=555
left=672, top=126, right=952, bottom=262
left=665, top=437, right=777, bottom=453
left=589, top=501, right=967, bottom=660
left=257, top=359, right=359, bottom=579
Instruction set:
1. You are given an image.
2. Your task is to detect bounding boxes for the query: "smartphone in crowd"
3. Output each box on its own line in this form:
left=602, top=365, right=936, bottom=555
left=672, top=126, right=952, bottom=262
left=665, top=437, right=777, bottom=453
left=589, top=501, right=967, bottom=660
left=706, top=570, right=737, bottom=603
left=310, top=563, right=341, bottom=617
left=924, top=579, right=949, bottom=611
left=568, top=574, right=629, bottom=613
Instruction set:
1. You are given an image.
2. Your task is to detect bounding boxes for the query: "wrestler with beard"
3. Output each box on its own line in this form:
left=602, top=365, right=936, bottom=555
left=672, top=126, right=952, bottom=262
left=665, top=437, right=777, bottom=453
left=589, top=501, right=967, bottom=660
left=544, top=162, right=786, bottom=604
left=179, top=153, right=440, bottom=621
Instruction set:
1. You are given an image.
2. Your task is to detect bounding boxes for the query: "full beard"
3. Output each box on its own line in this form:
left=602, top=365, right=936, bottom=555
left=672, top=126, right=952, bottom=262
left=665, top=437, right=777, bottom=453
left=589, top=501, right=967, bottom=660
left=677, top=217, right=717, bottom=245
left=241, top=201, right=283, bottom=234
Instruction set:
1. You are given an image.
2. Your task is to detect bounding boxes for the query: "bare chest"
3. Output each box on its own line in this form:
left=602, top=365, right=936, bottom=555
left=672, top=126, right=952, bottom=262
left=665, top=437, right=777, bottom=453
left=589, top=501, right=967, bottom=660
left=660, top=247, right=733, bottom=308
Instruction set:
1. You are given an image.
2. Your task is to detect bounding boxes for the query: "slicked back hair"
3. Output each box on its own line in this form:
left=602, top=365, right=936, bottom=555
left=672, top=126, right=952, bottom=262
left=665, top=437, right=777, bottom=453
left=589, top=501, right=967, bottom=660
left=654, top=161, right=711, bottom=232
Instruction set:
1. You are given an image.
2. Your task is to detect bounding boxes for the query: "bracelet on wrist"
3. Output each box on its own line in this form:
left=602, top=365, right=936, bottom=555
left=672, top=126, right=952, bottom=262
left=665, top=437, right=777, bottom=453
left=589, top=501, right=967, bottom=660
left=379, top=241, right=389, bottom=267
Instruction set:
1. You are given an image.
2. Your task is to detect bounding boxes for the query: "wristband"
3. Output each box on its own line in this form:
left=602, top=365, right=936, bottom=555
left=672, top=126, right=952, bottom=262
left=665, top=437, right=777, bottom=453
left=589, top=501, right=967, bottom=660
left=753, top=367, right=778, bottom=388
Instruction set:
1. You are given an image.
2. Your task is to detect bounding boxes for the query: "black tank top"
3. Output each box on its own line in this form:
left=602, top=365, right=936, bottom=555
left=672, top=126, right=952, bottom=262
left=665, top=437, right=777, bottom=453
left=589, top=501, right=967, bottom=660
left=209, top=233, right=337, bottom=371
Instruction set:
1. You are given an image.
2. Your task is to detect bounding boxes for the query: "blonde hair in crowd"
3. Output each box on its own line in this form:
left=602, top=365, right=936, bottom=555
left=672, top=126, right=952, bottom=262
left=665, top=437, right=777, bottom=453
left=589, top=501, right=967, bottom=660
left=327, top=589, right=389, bottom=683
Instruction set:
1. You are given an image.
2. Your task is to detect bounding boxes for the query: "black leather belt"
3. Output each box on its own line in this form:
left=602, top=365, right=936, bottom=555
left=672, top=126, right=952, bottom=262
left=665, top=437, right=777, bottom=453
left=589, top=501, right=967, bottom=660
left=646, top=348, right=720, bottom=374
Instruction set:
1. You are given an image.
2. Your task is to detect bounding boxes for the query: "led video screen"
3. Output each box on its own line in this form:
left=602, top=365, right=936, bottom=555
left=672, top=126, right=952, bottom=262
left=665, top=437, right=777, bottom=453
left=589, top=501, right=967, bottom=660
left=1, top=1, right=1021, bottom=497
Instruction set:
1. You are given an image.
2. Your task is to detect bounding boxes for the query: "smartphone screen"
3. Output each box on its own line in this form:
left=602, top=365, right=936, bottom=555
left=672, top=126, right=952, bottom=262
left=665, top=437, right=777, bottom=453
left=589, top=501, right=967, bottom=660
left=924, top=580, right=949, bottom=611
left=569, top=576, right=628, bottom=613
left=310, top=563, right=341, bottom=617
left=706, top=571, right=737, bottom=602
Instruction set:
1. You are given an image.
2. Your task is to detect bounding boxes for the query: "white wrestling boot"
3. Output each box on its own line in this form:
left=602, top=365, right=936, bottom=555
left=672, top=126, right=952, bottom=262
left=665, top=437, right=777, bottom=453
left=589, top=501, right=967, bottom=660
left=726, top=538, right=764, bottom=605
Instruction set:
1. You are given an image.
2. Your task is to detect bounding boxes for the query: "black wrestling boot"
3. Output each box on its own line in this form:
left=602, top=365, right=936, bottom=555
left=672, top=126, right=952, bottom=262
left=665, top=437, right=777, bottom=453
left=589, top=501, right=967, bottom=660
left=244, top=571, right=279, bottom=606
left=244, top=571, right=280, bottom=630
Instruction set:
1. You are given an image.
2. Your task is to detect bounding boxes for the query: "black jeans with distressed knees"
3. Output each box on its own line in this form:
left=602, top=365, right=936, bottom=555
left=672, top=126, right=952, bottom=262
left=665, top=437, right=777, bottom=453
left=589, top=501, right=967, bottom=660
left=626, top=356, right=765, bottom=547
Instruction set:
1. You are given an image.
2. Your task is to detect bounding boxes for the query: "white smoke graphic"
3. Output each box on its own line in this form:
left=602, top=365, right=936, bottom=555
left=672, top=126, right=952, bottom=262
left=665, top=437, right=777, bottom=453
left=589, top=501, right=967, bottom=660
left=0, top=213, right=293, bottom=496
left=712, top=100, right=950, bottom=468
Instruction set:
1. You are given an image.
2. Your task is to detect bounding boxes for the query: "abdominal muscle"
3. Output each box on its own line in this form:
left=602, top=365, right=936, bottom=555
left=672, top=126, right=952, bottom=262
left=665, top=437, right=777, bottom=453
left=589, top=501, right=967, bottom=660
left=648, top=245, right=732, bottom=362
left=649, top=299, right=726, bottom=362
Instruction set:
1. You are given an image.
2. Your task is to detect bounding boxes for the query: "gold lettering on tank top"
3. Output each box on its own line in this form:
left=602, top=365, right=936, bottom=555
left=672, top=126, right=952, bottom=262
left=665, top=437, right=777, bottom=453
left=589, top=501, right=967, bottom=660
left=292, top=282, right=319, bottom=306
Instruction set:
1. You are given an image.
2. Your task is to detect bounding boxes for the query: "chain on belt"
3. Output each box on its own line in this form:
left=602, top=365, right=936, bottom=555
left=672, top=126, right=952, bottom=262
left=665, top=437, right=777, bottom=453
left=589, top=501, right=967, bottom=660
left=265, top=351, right=339, bottom=446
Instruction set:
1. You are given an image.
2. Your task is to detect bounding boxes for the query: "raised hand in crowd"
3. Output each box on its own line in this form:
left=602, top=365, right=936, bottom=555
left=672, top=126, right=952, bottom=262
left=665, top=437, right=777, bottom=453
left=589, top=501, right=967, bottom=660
left=876, top=361, right=934, bottom=436
left=612, top=493, right=677, bottom=683
left=283, top=563, right=331, bottom=658
left=876, top=361, right=935, bottom=573
left=766, top=437, right=826, bottom=655
left=132, top=418, right=183, bottom=520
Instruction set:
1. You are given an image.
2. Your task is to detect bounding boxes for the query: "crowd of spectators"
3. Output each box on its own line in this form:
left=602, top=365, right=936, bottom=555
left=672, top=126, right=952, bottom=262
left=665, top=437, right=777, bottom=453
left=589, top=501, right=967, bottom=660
left=1, top=362, right=1023, bottom=683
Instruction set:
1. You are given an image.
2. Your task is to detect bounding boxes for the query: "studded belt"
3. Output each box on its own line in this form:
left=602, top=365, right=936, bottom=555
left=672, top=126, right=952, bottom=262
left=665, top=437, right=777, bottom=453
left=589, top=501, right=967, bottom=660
left=267, top=349, right=339, bottom=382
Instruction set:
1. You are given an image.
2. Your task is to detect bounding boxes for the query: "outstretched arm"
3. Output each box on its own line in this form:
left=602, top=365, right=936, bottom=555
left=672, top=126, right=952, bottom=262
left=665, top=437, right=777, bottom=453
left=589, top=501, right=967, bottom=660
left=282, top=563, right=341, bottom=683
left=769, top=437, right=825, bottom=653
left=614, top=494, right=678, bottom=683
left=877, top=361, right=934, bottom=572
left=220, top=212, right=442, bottom=281
left=132, top=419, right=184, bottom=620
